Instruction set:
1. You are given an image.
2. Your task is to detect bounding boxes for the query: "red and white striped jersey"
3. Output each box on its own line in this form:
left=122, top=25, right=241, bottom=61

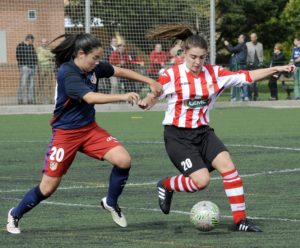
left=158, top=63, right=253, bottom=128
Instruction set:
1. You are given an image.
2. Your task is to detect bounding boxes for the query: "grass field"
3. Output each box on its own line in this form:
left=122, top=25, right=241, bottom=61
left=0, top=108, right=300, bottom=248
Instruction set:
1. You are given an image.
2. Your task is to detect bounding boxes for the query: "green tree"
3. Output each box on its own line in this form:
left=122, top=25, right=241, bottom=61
left=216, top=0, right=290, bottom=64
left=281, top=0, right=300, bottom=57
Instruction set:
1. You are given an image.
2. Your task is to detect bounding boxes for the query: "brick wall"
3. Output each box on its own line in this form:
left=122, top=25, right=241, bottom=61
left=0, top=0, right=64, bottom=99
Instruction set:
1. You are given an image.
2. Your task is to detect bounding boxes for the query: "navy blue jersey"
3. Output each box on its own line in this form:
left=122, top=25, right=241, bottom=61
left=51, top=60, right=114, bottom=129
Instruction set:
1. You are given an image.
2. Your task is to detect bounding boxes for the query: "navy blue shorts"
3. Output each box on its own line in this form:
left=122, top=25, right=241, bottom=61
left=164, top=125, right=228, bottom=176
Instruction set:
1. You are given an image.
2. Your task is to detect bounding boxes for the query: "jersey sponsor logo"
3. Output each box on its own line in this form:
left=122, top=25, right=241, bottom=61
left=106, top=136, right=118, bottom=142
left=184, top=98, right=209, bottom=109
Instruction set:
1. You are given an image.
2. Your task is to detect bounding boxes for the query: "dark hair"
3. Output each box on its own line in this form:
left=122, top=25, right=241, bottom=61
left=50, top=33, right=102, bottom=67
left=146, top=23, right=208, bottom=51
left=25, top=34, right=34, bottom=41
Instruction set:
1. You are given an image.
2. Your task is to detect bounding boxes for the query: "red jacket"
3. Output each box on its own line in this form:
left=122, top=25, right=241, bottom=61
left=147, top=50, right=167, bottom=76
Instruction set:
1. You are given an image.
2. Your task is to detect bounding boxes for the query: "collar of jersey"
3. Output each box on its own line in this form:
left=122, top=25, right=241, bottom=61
left=68, top=59, right=87, bottom=76
left=183, top=62, right=204, bottom=78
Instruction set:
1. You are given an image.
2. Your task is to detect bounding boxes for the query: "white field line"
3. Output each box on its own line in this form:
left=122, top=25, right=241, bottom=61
left=124, top=141, right=300, bottom=152
left=3, top=139, right=300, bottom=152
left=1, top=196, right=299, bottom=223
left=0, top=168, right=299, bottom=194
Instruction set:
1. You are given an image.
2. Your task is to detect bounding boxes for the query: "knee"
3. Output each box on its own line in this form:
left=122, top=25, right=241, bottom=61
left=191, top=174, right=210, bottom=189
left=39, top=184, right=57, bottom=197
left=113, top=154, right=131, bottom=169
left=39, top=176, right=61, bottom=197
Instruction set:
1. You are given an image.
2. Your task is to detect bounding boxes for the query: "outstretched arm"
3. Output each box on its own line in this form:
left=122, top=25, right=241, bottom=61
left=249, top=64, right=295, bottom=82
left=113, top=66, right=162, bottom=97
left=83, top=92, right=139, bottom=105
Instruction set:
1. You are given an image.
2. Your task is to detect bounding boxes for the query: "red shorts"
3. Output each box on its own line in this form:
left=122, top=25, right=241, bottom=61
left=43, top=121, right=121, bottom=177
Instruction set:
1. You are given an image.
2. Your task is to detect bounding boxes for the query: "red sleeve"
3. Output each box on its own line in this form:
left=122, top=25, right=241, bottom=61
left=217, top=66, right=253, bottom=83
left=238, top=70, right=253, bottom=82
left=158, top=70, right=171, bottom=86
left=109, top=51, right=119, bottom=65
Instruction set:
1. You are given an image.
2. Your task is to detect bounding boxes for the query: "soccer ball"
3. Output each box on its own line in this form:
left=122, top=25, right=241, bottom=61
left=190, top=201, right=220, bottom=232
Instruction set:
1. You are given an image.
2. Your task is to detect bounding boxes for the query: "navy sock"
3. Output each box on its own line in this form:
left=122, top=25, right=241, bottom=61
left=106, top=167, right=130, bottom=207
left=12, top=185, right=48, bottom=219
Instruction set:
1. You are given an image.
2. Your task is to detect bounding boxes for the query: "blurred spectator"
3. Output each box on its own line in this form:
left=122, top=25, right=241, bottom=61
left=100, top=36, right=118, bottom=94
left=246, top=33, right=263, bottom=101
left=291, top=36, right=300, bottom=99
left=103, top=36, right=118, bottom=62
left=128, top=48, right=145, bottom=93
left=109, top=42, right=136, bottom=93
left=16, top=34, right=38, bottom=104
left=36, top=38, right=54, bottom=104
left=268, top=43, right=285, bottom=100
left=147, top=44, right=167, bottom=79
left=168, top=39, right=183, bottom=65
left=173, top=49, right=185, bottom=65
left=224, top=34, right=248, bottom=101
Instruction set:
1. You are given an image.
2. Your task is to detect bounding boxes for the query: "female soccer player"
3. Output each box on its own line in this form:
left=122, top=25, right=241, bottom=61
left=139, top=24, right=295, bottom=232
left=7, top=33, right=162, bottom=234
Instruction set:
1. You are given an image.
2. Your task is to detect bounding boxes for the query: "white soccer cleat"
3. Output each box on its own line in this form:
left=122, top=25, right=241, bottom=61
left=7, top=208, right=21, bottom=234
left=101, top=197, right=127, bottom=228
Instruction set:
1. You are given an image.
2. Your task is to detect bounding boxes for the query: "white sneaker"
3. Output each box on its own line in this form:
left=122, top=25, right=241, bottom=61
left=101, top=197, right=127, bottom=227
left=7, top=208, right=21, bottom=234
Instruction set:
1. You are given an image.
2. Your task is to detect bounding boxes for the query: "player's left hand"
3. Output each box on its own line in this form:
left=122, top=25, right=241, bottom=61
left=277, top=64, right=296, bottom=73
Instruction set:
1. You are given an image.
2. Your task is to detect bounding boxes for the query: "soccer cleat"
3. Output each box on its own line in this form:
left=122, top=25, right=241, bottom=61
left=7, top=208, right=21, bottom=234
left=101, top=197, right=127, bottom=227
left=157, top=179, right=174, bottom=214
left=236, top=218, right=262, bottom=232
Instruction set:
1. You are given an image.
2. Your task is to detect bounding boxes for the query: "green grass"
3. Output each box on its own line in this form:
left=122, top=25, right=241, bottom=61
left=217, top=80, right=294, bottom=102
left=0, top=108, right=300, bottom=248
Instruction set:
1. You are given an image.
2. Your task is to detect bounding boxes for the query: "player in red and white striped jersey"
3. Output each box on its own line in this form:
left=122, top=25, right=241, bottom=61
left=140, top=24, right=295, bottom=232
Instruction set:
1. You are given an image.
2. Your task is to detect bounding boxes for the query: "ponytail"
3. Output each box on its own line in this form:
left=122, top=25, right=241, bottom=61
left=50, top=33, right=102, bottom=67
left=146, top=23, right=207, bottom=51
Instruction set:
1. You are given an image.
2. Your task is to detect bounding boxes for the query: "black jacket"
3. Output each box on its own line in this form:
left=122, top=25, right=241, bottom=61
left=225, top=42, right=247, bottom=66
left=270, top=52, right=285, bottom=66
left=16, top=42, right=38, bottom=67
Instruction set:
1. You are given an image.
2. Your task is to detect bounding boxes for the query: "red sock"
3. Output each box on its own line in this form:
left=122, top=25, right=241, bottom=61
left=163, top=175, right=202, bottom=192
left=222, top=168, right=246, bottom=223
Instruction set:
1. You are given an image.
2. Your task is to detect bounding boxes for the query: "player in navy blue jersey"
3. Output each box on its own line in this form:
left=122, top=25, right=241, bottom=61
left=6, top=33, right=162, bottom=234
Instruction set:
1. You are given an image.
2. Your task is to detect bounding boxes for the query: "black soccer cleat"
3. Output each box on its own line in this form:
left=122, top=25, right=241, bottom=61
left=157, top=179, right=174, bottom=214
left=236, top=218, right=262, bottom=232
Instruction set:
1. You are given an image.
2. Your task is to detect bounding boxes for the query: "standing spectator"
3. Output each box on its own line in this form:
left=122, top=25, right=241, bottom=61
left=147, top=44, right=167, bottom=79
left=36, top=38, right=55, bottom=104
left=103, top=36, right=118, bottom=62
left=16, top=34, right=38, bottom=104
left=100, top=36, right=118, bottom=94
left=224, top=34, right=248, bottom=101
left=168, top=39, right=183, bottom=65
left=268, top=43, right=286, bottom=100
left=246, top=33, right=263, bottom=101
left=109, top=42, right=136, bottom=92
left=128, top=48, right=145, bottom=93
left=173, top=49, right=185, bottom=66
left=291, top=36, right=300, bottom=99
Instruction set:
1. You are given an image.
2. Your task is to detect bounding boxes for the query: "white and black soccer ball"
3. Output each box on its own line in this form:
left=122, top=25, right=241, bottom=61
left=190, top=201, right=220, bottom=232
